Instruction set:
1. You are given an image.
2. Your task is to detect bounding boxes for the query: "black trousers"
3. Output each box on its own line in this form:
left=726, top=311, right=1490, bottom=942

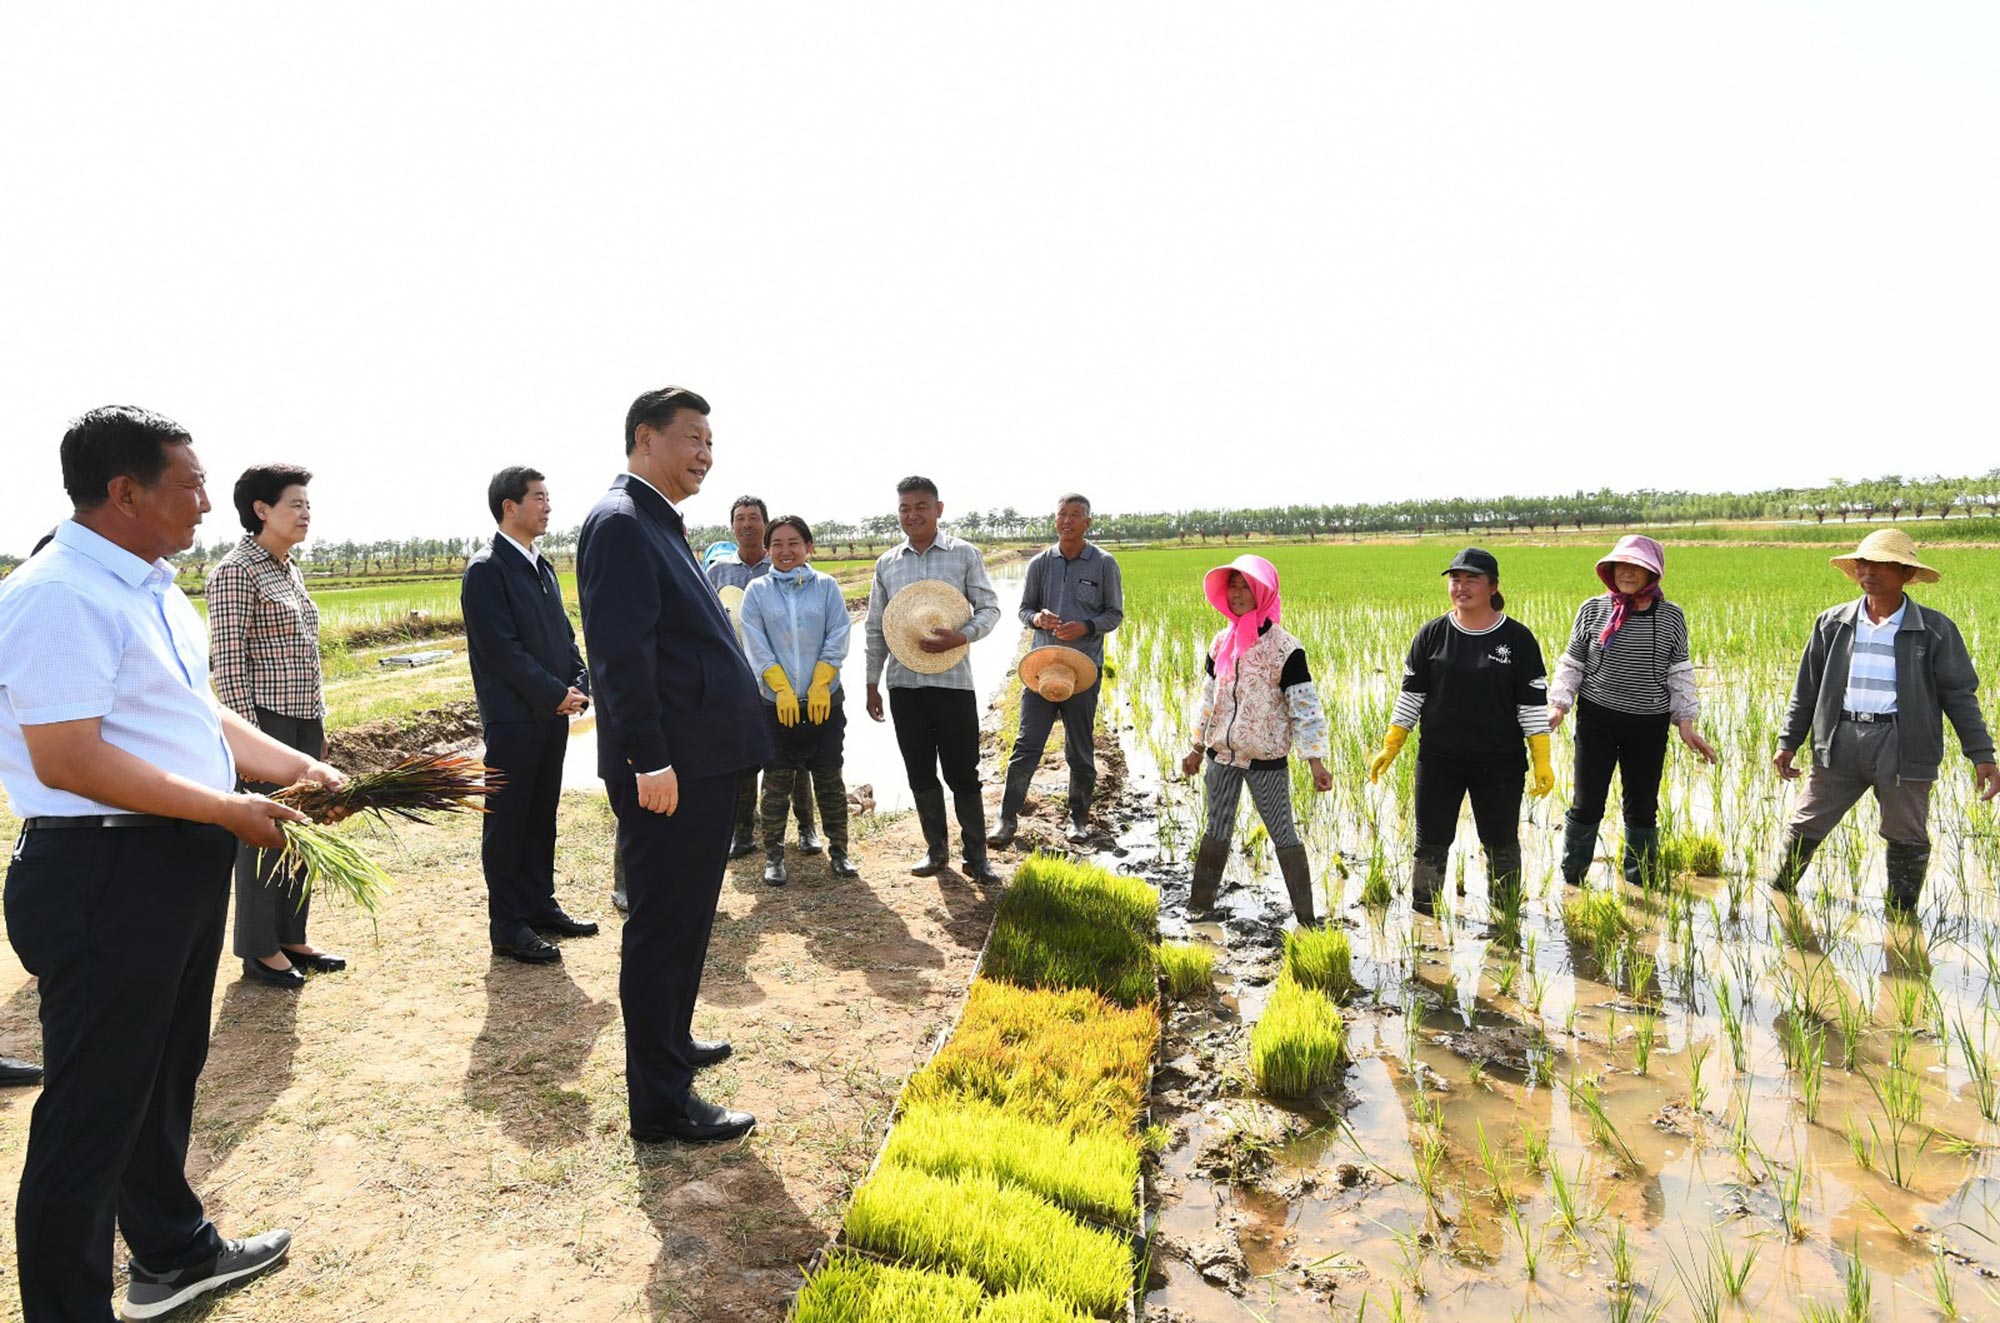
left=888, top=686, right=982, bottom=798
left=605, top=768, right=736, bottom=1128
left=1569, top=697, right=1671, bottom=830
left=1413, top=755, right=1524, bottom=865
left=233, top=707, right=324, bottom=959
left=999, top=682, right=1100, bottom=818
left=6, top=821, right=234, bottom=1322
left=481, top=716, right=570, bottom=943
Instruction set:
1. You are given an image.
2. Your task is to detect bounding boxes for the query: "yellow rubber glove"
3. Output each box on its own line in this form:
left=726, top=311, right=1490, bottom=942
left=1529, top=733, right=1556, bottom=799
left=806, top=661, right=838, bottom=724
left=1368, top=726, right=1410, bottom=783
left=764, top=665, right=800, bottom=728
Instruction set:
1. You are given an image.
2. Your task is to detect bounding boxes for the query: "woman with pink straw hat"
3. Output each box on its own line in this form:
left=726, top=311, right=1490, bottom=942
left=1179, top=554, right=1334, bottom=924
left=1547, top=535, right=1717, bottom=889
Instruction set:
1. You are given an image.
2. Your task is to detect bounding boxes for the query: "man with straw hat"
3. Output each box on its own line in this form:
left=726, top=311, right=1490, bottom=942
left=991, top=494, right=1123, bottom=848
left=1771, top=528, right=1997, bottom=916
left=707, top=495, right=819, bottom=861
left=864, top=475, right=1002, bottom=883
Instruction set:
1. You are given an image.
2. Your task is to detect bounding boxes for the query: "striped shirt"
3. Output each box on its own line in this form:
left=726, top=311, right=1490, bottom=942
left=205, top=534, right=326, bottom=723
left=0, top=520, right=236, bottom=818
left=864, top=532, right=1001, bottom=691
left=1844, top=597, right=1903, bottom=714
left=1555, top=596, right=1691, bottom=717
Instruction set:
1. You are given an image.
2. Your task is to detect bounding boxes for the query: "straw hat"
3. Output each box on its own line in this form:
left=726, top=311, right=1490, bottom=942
left=715, top=584, right=747, bottom=645
left=1018, top=645, right=1098, bottom=702
left=1830, top=528, right=1940, bottom=585
left=882, top=579, right=972, bottom=673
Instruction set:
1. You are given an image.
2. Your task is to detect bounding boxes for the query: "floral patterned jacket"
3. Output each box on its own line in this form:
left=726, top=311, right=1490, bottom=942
left=1191, top=622, right=1331, bottom=768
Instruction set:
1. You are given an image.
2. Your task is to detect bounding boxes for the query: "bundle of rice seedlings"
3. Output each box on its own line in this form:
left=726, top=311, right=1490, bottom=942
left=274, top=820, right=395, bottom=919
left=1156, top=941, right=1215, bottom=999
left=843, top=1165, right=1133, bottom=1316
left=1284, top=926, right=1356, bottom=1000
left=907, top=982, right=1158, bottom=1137
left=788, top=1253, right=982, bottom=1322
left=274, top=752, right=502, bottom=823
left=1562, top=889, right=1633, bottom=958
left=984, top=855, right=1159, bottom=1007
left=882, top=1099, right=1141, bottom=1225
left=1660, top=832, right=1724, bottom=878
left=1248, top=971, right=1346, bottom=1098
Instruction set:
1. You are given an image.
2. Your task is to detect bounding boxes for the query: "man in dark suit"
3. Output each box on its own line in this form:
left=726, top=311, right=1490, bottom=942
left=462, top=466, right=597, bottom=964
left=578, top=387, right=773, bottom=1144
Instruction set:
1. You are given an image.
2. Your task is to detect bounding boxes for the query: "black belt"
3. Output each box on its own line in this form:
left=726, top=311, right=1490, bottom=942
left=1841, top=710, right=1896, bottom=725
left=23, top=814, right=182, bottom=831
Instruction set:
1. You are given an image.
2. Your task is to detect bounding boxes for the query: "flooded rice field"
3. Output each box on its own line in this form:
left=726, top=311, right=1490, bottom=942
left=1107, top=543, right=2000, bottom=1322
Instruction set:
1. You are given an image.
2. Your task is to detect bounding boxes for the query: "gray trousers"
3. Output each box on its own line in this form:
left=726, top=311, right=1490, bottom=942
left=1202, top=758, right=1301, bottom=850
left=1789, top=719, right=1933, bottom=846
left=232, top=707, right=323, bottom=959
left=999, top=683, right=1100, bottom=819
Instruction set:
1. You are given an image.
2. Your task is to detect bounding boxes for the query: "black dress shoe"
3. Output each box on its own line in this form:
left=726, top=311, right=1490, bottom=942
left=828, top=850, right=860, bottom=879
left=910, top=846, right=949, bottom=877
left=0, top=1057, right=43, bottom=1087
left=728, top=831, right=758, bottom=860
left=687, top=1039, right=732, bottom=1068
left=611, top=887, right=629, bottom=913
left=763, top=854, right=789, bottom=886
left=242, top=957, right=305, bottom=990
left=963, top=858, right=1003, bottom=886
left=531, top=910, right=600, bottom=938
left=282, top=948, right=347, bottom=973
left=632, top=1092, right=755, bottom=1144
left=796, top=826, right=824, bottom=856
left=492, top=932, right=562, bottom=964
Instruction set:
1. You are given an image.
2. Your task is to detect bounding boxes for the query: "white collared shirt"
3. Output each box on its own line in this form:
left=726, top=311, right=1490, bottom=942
left=0, top=520, right=236, bottom=817
left=498, top=530, right=542, bottom=570
left=1844, top=597, right=1904, bottom=714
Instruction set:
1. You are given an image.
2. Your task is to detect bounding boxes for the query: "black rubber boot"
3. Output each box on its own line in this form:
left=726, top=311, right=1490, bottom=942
left=729, top=771, right=760, bottom=859
left=1410, top=848, right=1448, bottom=916
left=1885, top=841, right=1931, bottom=918
left=1276, top=845, right=1316, bottom=926
left=1621, top=826, right=1662, bottom=890
left=1561, top=813, right=1599, bottom=888
left=762, top=848, right=789, bottom=887
left=1189, top=834, right=1229, bottom=912
left=955, top=792, right=1001, bottom=884
left=1771, top=834, right=1821, bottom=895
left=1485, top=842, right=1524, bottom=916
left=910, top=788, right=951, bottom=876
left=814, top=769, right=859, bottom=877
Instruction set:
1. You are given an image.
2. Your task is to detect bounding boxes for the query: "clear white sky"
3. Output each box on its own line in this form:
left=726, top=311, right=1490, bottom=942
left=3, top=2, right=1996, bottom=556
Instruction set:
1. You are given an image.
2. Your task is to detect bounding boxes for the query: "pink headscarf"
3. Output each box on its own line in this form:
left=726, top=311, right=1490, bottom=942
left=1595, top=535, right=1665, bottom=645
left=1203, top=554, right=1282, bottom=679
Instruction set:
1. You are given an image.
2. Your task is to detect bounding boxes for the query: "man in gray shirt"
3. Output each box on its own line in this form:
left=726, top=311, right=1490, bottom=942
left=707, top=494, right=817, bottom=858
left=864, top=476, right=1002, bottom=882
left=991, top=494, right=1123, bottom=847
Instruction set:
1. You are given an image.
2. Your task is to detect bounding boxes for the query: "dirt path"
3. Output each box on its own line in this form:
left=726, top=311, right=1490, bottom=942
left=0, top=786, right=1001, bottom=1322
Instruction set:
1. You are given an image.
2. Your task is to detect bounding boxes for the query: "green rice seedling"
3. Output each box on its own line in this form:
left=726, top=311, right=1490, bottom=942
left=1715, top=974, right=1747, bottom=1072
left=1547, top=1153, right=1599, bottom=1245
left=1932, top=1243, right=1960, bottom=1320
left=1284, top=926, right=1356, bottom=999
left=984, top=855, right=1159, bottom=1007
left=1835, top=984, right=1868, bottom=1069
left=1688, top=1042, right=1712, bottom=1113
left=1520, top=1123, right=1549, bottom=1173
left=1609, top=1276, right=1672, bottom=1323
left=1606, top=1219, right=1635, bottom=1287
left=1409, top=1128, right=1447, bottom=1212
left=1474, top=1120, right=1512, bottom=1206
left=1526, top=967, right=1550, bottom=1017
left=842, top=1165, right=1132, bottom=1316
left=975, top=1289, right=1098, bottom=1323
left=1493, top=959, right=1520, bottom=1000
left=1248, top=972, right=1346, bottom=1098
left=1628, top=947, right=1657, bottom=1003
left=1712, top=1227, right=1759, bottom=1297
left=1876, top=1059, right=1926, bottom=1127
left=1563, top=889, right=1632, bottom=968
left=1672, top=1239, right=1725, bottom=1323
left=909, top=982, right=1158, bottom=1137
left=1505, top=1200, right=1544, bottom=1280
left=1776, top=1160, right=1807, bottom=1242
left=1845, top=1115, right=1874, bottom=1173
left=1890, top=977, right=1926, bottom=1031
left=1953, top=1015, right=1999, bottom=1121
left=788, top=1252, right=983, bottom=1322
left=1155, top=942, right=1215, bottom=1000
left=1361, top=847, right=1394, bottom=907
left=880, top=1099, right=1141, bottom=1225
left=1799, top=1029, right=1826, bottom=1123
left=1661, top=831, right=1724, bottom=879
left=1568, top=1073, right=1637, bottom=1166
left=1634, top=1007, right=1659, bottom=1076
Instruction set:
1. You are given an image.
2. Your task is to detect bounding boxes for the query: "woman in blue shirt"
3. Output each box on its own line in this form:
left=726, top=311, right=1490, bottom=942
left=740, top=516, right=859, bottom=885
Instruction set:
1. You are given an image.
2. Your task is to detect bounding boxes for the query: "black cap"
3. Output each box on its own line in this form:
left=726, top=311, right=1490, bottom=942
left=1442, top=547, right=1500, bottom=578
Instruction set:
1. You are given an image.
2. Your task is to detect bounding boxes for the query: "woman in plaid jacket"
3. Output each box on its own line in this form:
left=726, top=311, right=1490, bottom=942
left=207, top=464, right=345, bottom=988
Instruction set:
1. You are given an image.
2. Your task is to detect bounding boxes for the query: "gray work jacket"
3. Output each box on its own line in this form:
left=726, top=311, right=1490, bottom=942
left=1779, top=595, right=1994, bottom=781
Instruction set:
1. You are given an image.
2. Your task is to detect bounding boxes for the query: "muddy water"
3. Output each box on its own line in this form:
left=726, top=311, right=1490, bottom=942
left=1092, top=662, right=2000, bottom=1321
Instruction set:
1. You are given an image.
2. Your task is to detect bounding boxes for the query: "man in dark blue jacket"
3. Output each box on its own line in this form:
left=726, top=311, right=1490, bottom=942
left=579, top=387, right=773, bottom=1144
left=463, top=466, right=596, bottom=963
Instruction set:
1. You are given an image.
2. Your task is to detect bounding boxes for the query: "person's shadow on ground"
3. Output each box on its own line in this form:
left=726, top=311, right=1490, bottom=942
left=464, top=955, right=616, bottom=1149
left=186, top=978, right=301, bottom=1181
left=634, top=1139, right=818, bottom=1322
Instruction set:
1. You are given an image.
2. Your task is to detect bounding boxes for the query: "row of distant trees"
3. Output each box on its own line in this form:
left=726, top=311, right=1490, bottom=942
left=5, top=471, right=1994, bottom=579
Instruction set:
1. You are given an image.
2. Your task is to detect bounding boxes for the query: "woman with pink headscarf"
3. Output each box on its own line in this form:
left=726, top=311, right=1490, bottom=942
left=1547, top=535, right=1717, bottom=889
left=1178, top=555, right=1333, bottom=924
